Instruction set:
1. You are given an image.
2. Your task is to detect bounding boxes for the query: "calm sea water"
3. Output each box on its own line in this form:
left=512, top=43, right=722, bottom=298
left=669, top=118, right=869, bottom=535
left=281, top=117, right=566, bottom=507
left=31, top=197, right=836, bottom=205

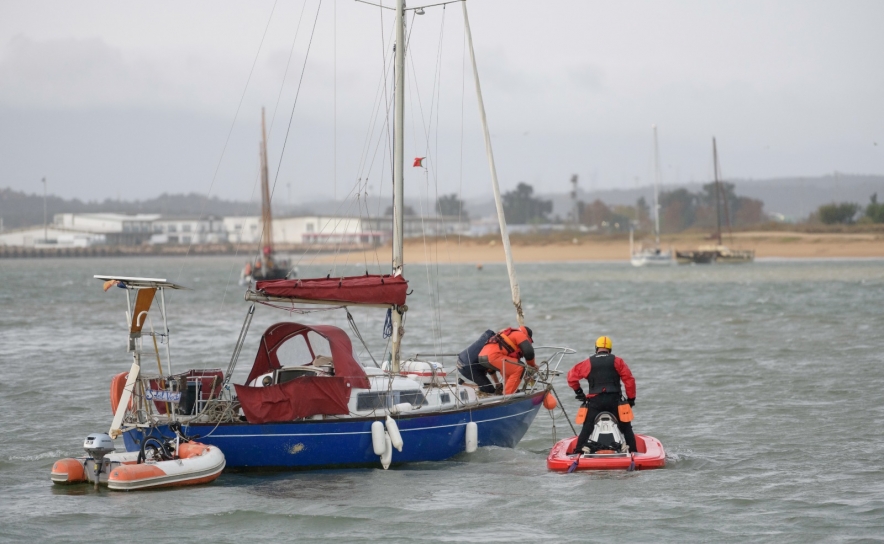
left=1, top=256, right=883, bottom=542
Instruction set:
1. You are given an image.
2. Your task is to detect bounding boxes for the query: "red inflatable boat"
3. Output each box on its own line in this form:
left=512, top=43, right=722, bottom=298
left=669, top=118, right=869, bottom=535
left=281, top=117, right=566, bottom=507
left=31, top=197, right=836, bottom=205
left=547, top=434, right=666, bottom=472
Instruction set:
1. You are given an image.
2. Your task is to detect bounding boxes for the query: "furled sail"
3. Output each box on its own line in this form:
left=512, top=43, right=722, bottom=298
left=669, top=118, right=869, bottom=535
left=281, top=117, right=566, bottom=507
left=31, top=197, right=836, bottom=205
left=253, top=275, right=408, bottom=306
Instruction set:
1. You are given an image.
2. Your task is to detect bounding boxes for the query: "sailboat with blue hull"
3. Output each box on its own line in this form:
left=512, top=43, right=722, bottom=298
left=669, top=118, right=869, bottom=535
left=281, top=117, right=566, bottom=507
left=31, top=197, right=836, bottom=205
left=84, top=0, right=573, bottom=473
left=122, top=393, right=546, bottom=470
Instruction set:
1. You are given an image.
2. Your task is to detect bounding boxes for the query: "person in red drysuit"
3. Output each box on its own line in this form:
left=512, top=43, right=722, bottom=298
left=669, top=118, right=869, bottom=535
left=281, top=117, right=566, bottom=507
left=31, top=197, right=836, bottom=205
left=567, top=335, right=637, bottom=453
left=477, top=326, right=535, bottom=395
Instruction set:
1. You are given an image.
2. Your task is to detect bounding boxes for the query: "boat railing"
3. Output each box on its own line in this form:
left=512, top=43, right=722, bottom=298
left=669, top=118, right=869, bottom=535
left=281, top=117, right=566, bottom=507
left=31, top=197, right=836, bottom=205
left=118, top=370, right=241, bottom=429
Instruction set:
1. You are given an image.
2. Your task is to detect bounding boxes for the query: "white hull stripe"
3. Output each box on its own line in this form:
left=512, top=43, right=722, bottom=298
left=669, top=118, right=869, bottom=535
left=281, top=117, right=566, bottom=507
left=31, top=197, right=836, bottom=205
left=205, top=407, right=537, bottom=440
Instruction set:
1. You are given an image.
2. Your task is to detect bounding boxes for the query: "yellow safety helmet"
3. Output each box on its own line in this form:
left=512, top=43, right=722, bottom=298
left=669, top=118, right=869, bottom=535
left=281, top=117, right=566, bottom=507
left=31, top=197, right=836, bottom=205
left=595, top=336, right=612, bottom=351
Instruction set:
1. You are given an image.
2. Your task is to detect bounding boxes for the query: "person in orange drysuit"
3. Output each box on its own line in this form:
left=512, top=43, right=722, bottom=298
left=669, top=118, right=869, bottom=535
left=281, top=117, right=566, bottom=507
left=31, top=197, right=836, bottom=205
left=477, top=326, right=535, bottom=395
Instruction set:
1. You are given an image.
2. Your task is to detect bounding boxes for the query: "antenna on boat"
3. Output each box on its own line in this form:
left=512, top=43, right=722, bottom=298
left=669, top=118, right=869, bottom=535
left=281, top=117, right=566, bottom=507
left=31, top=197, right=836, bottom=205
left=389, top=0, right=407, bottom=374
left=462, top=1, right=524, bottom=327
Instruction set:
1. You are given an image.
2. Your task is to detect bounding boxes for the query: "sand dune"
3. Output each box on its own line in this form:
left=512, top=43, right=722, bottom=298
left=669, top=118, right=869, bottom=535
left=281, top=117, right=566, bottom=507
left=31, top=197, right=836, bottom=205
left=317, top=231, right=884, bottom=264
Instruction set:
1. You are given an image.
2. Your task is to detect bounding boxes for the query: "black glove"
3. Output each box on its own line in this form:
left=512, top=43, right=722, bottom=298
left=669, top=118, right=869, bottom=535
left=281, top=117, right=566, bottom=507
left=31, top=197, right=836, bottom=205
left=574, top=388, right=586, bottom=402
left=628, top=398, right=635, bottom=407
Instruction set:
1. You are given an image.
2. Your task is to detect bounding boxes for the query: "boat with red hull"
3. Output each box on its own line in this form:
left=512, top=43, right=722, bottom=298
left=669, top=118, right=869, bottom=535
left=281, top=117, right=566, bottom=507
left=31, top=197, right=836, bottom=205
left=547, top=434, right=666, bottom=472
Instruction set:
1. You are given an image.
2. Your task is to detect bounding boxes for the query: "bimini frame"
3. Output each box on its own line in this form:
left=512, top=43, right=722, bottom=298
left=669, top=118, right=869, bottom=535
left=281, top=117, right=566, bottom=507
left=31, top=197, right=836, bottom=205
left=94, top=275, right=189, bottom=438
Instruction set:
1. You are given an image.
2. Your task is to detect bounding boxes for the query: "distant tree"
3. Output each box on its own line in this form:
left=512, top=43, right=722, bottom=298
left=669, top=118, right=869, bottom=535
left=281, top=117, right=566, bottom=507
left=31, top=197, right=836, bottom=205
left=384, top=205, right=416, bottom=217
left=635, top=197, right=650, bottom=228
left=865, top=193, right=884, bottom=223
left=817, top=202, right=860, bottom=225
left=732, top=197, right=766, bottom=226
left=435, top=194, right=467, bottom=219
left=657, top=183, right=765, bottom=231
left=613, top=205, right=637, bottom=222
left=579, top=199, right=611, bottom=227
left=659, top=188, right=698, bottom=231
left=502, top=182, right=552, bottom=224
left=573, top=200, right=630, bottom=231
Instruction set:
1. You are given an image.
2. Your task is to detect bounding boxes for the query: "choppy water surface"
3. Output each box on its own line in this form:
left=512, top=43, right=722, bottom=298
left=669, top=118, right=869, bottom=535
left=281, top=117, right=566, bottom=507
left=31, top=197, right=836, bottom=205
left=2, top=257, right=883, bottom=542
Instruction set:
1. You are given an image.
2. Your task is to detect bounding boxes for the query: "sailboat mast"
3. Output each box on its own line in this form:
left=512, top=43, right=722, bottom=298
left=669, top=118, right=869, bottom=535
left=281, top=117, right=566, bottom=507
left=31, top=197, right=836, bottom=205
left=652, top=124, right=661, bottom=247
left=260, top=107, right=273, bottom=263
left=712, top=137, right=722, bottom=246
left=390, top=0, right=406, bottom=373
left=463, top=1, right=524, bottom=327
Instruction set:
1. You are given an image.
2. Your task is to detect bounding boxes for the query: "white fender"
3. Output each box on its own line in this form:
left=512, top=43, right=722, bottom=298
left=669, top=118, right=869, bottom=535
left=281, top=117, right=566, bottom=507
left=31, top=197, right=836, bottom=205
left=465, top=421, right=478, bottom=453
left=380, top=432, right=392, bottom=470
left=386, top=416, right=403, bottom=452
left=371, top=421, right=386, bottom=456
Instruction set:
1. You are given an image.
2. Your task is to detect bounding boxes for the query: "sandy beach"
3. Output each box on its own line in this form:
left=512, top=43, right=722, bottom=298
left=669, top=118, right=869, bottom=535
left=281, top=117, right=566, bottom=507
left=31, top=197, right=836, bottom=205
left=316, top=231, right=884, bottom=264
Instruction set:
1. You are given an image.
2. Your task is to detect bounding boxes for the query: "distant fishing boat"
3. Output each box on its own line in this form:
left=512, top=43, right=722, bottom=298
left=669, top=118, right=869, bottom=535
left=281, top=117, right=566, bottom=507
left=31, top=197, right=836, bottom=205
left=240, top=108, right=295, bottom=285
left=631, top=125, right=674, bottom=266
left=58, top=1, right=573, bottom=477
left=677, top=138, right=754, bottom=264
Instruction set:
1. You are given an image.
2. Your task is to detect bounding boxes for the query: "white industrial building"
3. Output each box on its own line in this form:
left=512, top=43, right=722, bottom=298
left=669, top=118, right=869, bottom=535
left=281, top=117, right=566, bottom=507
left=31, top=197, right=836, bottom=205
left=0, top=212, right=472, bottom=248
left=149, top=216, right=227, bottom=245
left=53, top=213, right=160, bottom=245
left=223, top=216, right=262, bottom=244
left=224, top=215, right=389, bottom=246
left=54, top=213, right=159, bottom=233
left=0, top=226, right=105, bottom=248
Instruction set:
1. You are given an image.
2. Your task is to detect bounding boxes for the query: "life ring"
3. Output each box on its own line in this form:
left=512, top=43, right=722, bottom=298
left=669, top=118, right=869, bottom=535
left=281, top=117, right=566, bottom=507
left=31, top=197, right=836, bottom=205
left=110, top=372, right=132, bottom=414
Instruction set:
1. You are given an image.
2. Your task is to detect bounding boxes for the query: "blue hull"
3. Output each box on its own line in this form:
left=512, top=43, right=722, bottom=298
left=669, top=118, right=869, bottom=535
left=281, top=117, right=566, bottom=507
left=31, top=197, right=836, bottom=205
left=123, top=391, right=546, bottom=470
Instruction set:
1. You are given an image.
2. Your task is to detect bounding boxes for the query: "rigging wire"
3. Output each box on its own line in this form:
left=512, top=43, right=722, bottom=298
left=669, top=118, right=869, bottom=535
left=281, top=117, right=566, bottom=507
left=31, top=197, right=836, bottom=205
left=289, top=19, right=397, bottom=274
left=346, top=309, right=381, bottom=367
left=221, top=0, right=310, bottom=310
left=265, top=0, right=324, bottom=259
left=175, top=0, right=279, bottom=285
left=403, top=8, right=450, bottom=357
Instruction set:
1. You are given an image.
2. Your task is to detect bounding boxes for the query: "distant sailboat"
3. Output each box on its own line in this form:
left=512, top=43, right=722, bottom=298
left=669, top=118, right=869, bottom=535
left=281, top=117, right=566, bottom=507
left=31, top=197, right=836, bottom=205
left=240, top=108, right=294, bottom=284
left=631, top=125, right=674, bottom=266
left=676, top=138, right=754, bottom=264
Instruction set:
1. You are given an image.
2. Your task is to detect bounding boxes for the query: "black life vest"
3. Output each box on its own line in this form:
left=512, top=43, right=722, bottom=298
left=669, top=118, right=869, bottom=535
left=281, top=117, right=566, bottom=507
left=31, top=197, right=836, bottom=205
left=458, top=329, right=496, bottom=368
left=585, top=353, right=622, bottom=395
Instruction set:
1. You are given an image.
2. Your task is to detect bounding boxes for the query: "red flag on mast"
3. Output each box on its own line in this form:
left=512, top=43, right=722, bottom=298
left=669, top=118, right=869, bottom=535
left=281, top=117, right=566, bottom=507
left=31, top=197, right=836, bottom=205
left=413, top=157, right=425, bottom=167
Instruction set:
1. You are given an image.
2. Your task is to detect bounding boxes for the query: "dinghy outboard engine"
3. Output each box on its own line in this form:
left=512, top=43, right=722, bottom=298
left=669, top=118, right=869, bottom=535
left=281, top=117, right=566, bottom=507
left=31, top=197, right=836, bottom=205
left=83, top=433, right=115, bottom=489
left=584, top=412, right=629, bottom=454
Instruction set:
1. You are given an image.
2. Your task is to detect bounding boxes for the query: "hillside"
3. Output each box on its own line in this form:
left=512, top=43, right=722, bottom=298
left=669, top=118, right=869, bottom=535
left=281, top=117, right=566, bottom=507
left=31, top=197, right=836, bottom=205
left=0, top=189, right=309, bottom=230
left=3, top=173, right=882, bottom=230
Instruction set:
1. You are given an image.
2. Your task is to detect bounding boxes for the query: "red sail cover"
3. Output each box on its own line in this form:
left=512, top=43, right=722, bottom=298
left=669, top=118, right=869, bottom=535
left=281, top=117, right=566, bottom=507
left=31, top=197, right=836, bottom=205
left=256, top=274, right=408, bottom=306
left=235, top=322, right=371, bottom=424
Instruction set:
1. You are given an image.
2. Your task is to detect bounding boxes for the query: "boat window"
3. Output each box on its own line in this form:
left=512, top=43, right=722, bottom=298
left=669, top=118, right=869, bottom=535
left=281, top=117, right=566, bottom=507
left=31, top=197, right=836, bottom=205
left=440, top=393, right=451, bottom=404
left=276, top=333, right=313, bottom=367
left=277, top=368, right=319, bottom=384
left=460, top=390, right=468, bottom=402
left=395, top=390, right=427, bottom=407
left=306, top=331, right=330, bottom=363
left=356, top=392, right=388, bottom=411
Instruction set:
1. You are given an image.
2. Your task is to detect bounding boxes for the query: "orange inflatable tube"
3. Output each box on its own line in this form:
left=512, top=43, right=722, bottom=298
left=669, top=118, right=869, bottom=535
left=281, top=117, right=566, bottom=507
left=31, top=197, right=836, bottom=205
left=177, top=442, right=210, bottom=459
left=109, top=463, right=167, bottom=483
left=50, top=458, right=87, bottom=484
left=110, top=372, right=132, bottom=414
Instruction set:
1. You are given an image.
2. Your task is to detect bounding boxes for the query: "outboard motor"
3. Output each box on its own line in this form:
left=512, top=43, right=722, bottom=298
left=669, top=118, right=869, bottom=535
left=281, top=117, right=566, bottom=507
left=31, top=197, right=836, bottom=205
left=586, top=412, right=629, bottom=454
left=83, top=433, right=115, bottom=489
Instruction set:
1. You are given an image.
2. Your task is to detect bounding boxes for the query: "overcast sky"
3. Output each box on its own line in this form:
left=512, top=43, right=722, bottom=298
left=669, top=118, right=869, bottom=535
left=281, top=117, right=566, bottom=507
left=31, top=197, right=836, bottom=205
left=1, top=0, right=882, bottom=206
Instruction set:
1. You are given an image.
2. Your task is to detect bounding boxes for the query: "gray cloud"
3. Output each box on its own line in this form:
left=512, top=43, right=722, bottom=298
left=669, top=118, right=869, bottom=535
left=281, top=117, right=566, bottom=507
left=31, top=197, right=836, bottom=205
left=0, top=0, right=882, bottom=203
